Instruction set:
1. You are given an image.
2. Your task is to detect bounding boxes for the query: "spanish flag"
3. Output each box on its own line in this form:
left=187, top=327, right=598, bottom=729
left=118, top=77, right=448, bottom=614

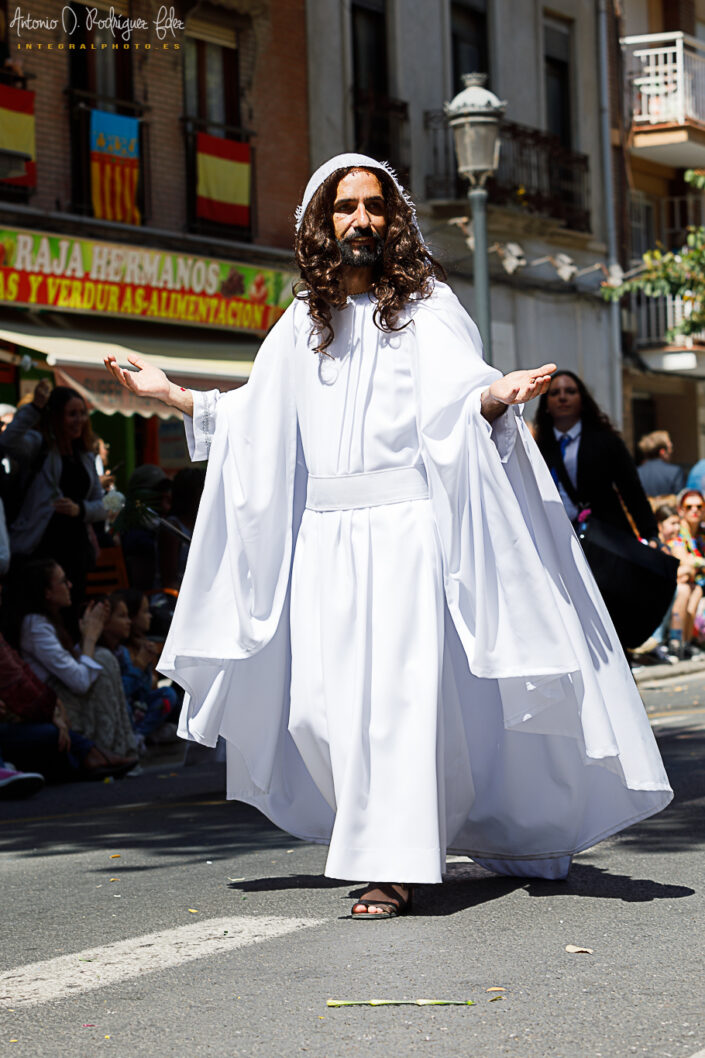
left=90, top=109, right=141, bottom=225
left=0, top=83, right=36, bottom=187
left=196, top=133, right=251, bottom=227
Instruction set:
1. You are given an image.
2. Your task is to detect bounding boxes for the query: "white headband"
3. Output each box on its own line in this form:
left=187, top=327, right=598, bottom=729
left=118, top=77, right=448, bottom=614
left=294, top=152, right=418, bottom=230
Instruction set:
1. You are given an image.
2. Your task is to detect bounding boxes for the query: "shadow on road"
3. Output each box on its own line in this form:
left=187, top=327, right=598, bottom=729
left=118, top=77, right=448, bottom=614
left=0, top=725, right=701, bottom=906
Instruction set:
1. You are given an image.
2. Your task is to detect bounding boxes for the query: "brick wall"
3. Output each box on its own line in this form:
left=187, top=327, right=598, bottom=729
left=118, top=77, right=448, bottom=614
left=250, top=0, right=309, bottom=249
left=4, top=0, right=72, bottom=213
left=2, top=0, right=310, bottom=253
left=3, top=0, right=188, bottom=228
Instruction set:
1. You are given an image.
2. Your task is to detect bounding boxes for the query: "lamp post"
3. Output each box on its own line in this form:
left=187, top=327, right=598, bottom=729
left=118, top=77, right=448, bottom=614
left=445, top=73, right=506, bottom=364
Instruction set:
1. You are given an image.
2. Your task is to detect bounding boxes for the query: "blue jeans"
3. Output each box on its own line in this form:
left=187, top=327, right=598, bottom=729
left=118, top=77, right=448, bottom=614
left=133, top=687, right=178, bottom=737
left=0, top=723, right=94, bottom=782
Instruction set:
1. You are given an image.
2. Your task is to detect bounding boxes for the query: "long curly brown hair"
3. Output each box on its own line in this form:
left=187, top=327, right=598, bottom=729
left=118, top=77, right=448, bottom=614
left=294, top=166, right=445, bottom=354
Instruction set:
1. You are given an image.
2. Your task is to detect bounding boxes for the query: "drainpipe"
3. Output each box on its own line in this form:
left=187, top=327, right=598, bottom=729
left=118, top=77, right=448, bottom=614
left=598, top=0, right=624, bottom=427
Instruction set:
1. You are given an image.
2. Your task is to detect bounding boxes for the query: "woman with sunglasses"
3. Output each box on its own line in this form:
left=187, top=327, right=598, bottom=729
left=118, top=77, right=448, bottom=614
left=676, top=489, right=705, bottom=588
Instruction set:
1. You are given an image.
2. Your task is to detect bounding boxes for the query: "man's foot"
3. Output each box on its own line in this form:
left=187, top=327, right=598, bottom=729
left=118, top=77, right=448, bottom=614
left=0, top=766, right=45, bottom=800
left=351, top=883, right=413, bottom=919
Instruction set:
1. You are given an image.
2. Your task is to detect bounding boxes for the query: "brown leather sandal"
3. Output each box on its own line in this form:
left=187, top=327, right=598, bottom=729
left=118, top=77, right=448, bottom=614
left=351, top=883, right=413, bottom=919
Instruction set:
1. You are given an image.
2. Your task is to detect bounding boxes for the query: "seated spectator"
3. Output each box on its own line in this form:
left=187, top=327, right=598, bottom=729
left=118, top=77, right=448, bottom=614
left=0, top=759, right=44, bottom=797
left=0, top=582, right=134, bottom=781
left=0, top=745, right=44, bottom=799
left=656, top=504, right=703, bottom=659
left=676, top=489, right=705, bottom=588
left=159, top=468, right=205, bottom=591
left=13, top=558, right=138, bottom=762
left=102, top=589, right=178, bottom=744
left=637, top=430, right=685, bottom=499
left=0, top=380, right=108, bottom=634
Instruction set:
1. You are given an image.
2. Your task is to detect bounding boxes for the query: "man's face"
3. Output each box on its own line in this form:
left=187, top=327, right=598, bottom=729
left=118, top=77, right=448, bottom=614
left=332, top=169, right=387, bottom=267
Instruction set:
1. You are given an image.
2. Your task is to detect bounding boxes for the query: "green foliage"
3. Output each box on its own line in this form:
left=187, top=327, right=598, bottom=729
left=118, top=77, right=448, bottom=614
left=603, top=169, right=705, bottom=339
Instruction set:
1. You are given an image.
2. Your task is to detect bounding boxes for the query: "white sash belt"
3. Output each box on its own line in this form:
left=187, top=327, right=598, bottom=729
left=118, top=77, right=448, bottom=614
left=306, top=464, right=429, bottom=511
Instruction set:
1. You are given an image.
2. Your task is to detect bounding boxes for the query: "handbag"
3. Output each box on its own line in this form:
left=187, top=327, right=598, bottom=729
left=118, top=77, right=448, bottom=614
left=551, top=441, right=678, bottom=648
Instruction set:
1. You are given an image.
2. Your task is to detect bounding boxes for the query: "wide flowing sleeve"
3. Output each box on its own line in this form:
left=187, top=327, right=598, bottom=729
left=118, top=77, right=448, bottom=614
left=159, top=303, right=302, bottom=669
left=413, top=284, right=671, bottom=789
left=413, top=282, right=577, bottom=678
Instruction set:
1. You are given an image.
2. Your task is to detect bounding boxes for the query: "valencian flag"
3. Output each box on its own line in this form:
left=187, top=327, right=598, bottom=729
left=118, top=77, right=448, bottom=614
left=90, top=109, right=141, bottom=225
left=0, top=84, right=36, bottom=186
left=196, top=133, right=251, bottom=227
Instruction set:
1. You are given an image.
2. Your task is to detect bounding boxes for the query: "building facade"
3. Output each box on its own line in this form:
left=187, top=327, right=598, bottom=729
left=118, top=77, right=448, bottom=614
left=0, top=0, right=307, bottom=475
left=618, top=0, right=705, bottom=463
left=306, top=0, right=622, bottom=422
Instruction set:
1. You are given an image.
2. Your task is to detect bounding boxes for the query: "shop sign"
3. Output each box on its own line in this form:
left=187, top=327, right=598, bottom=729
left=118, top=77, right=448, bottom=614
left=0, top=227, right=296, bottom=333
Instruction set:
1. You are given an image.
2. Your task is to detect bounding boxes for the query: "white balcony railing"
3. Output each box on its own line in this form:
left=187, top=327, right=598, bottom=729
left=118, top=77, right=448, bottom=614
left=631, top=290, right=705, bottom=347
left=621, top=32, right=705, bottom=127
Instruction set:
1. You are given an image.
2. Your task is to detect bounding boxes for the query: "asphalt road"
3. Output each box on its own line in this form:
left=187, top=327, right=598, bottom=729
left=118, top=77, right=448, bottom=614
left=1, top=678, right=704, bottom=1058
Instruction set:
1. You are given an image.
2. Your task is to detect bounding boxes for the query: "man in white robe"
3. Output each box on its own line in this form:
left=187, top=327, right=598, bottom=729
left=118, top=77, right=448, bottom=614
left=105, top=154, right=672, bottom=919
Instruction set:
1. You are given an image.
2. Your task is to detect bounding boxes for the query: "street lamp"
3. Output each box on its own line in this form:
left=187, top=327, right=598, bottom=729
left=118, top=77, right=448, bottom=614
left=445, top=73, right=506, bottom=364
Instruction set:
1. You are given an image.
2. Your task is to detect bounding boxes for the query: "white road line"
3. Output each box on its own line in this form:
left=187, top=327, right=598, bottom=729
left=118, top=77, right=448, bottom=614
left=686, top=1050, right=705, bottom=1058
left=0, top=915, right=323, bottom=1008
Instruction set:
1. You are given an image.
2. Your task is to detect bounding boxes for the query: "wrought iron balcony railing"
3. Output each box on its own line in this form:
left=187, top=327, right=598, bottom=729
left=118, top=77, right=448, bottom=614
left=65, top=87, right=150, bottom=224
left=424, top=111, right=591, bottom=232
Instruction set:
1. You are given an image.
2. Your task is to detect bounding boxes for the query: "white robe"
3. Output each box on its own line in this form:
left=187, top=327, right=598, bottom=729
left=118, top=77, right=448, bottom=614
left=159, top=282, right=672, bottom=884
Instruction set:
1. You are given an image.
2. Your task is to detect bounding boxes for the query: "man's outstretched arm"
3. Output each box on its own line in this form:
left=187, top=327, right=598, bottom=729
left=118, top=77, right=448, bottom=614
left=480, top=363, right=556, bottom=423
left=104, top=354, right=194, bottom=417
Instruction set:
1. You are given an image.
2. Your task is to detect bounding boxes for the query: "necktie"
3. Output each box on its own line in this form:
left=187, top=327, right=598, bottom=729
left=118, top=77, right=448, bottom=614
left=551, top=433, right=573, bottom=489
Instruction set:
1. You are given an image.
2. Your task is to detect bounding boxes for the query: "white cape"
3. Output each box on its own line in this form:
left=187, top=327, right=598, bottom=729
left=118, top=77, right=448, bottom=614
left=159, top=285, right=671, bottom=881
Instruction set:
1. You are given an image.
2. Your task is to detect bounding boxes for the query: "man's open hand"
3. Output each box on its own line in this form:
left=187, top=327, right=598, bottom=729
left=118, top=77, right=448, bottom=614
left=481, top=363, right=556, bottom=423
left=103, top=354, right=193, bottom=415
left=104, top=354, right=171, bottom=402
left=488, top=363, right=557, bottom=406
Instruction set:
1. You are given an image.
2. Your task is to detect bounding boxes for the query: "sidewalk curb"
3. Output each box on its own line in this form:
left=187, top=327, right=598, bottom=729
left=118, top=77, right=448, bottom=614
left=634, top=656, right=705, bottom=686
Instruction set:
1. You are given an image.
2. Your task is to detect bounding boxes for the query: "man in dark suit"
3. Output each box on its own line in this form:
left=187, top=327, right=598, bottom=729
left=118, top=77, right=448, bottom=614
left=637, top=431, right=685, bottom=498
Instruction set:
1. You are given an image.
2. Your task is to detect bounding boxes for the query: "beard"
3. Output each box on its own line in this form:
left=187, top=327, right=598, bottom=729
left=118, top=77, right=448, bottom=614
left=336, top=228, right=384, bottom=267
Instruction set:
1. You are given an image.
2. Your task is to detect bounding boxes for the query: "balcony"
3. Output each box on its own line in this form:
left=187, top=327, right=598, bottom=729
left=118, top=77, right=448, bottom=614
left=66, top=88, right=150, bottom=225
left=424, top=112, right=591, bottom=232
left=0, top=69, right=36, bottom=203
left=182, top=116, right=255, bottom=240
left=630, top=289, right=705, bottom=348
left=621, top=32, right=705, bottom=166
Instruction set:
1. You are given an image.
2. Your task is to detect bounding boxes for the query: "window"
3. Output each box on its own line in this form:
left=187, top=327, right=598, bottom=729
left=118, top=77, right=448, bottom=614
left=67, top=2, right=132, bottom=108
left=629, top=191, right=656, bottom=262
left=65, top=2, right=147, bottom=222
left=183, top=36, right=241, bottom=132
left=451, top=0, right=489, bottom=95
left=351, top=0, right=409, bottom=180
left=543, top=16, right=573, bottom=148
left=352, top=0, right=388, bottom=105
left=182, top=19, right=251, bottom=236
